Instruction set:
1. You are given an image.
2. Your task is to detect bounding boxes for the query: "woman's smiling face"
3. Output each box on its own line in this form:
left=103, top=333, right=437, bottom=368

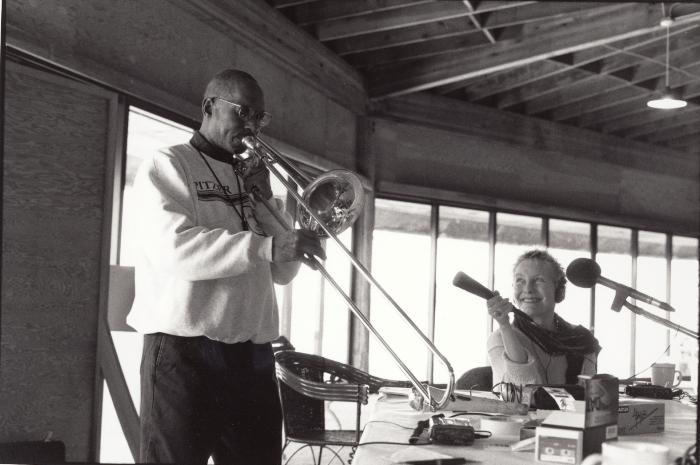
left=512, top=258, right=558, bottom=320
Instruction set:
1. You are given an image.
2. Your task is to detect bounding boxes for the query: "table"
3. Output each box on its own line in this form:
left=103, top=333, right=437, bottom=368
left=352, top=393, right=696, bottom=464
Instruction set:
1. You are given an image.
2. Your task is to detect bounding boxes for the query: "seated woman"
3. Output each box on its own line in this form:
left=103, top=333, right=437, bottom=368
left=487, top=249, right=600, bottom=386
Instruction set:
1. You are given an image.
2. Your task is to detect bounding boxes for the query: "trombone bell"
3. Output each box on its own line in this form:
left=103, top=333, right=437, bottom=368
left=299, top=170, right=365, bottom=237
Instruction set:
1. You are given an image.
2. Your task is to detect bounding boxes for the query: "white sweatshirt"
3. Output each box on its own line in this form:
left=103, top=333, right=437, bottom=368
left=126, top=142, right=300, bottom=343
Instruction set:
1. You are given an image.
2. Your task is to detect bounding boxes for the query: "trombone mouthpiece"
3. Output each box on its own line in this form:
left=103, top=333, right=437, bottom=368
left=241, top=135, right=257, bottom=151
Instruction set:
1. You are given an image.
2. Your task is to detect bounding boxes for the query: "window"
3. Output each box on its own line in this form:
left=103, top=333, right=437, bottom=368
left=548, top=219, right=591, bottom=329
left=671, top=236, right=699, bottom=384
left=494, top=213, right=543, bottom=300
left=636, top=231, right=670, bottom=372
left=434, top=207, right=490, bottom=382
left=102, top=107, right=193, bottom=463
left=593, top=225, right=633, bottom=377
left=370, top=199, right=432, bottom=380
left=369, top=197, right=697, bottom=387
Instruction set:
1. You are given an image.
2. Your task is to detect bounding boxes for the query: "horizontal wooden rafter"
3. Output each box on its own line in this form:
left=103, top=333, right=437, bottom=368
left=315, top=1, right=475, bottom=41
left=664, top=134, right=700, bottom=153
left=269, top=0, right=318, bottom=8
left=287, top=0, right=432, bottom=26
left=368, top=5, right=700, bottom=98
left=492, top=29, right=700, bottom=112
left=591, top=78, right=700, bottom=133
left=548, top=55, right=700, bottom=122
left=344, top=31, right=487, bottom=68
left=449, top=26, right=687, bottom=100
left=645, top=118, right=700, bottom=142
left=326, top=16, right=478, bottom=56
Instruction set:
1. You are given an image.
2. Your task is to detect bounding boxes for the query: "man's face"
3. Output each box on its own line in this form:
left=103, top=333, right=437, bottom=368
left=512, top=259, right=558, bottom=319
left=205, top=81, right=265, bottom=154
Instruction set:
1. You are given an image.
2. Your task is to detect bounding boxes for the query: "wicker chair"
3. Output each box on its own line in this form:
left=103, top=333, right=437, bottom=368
left=275, top=350, right=411, bottom=465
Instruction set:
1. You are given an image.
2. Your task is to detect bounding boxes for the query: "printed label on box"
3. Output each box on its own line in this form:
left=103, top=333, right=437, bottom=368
left=538, top=435, right=578, bottom=464
left=618, top=401, right=665, bottom=435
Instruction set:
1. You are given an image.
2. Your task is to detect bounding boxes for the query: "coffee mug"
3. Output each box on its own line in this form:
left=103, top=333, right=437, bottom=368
left=580, top=441, right=670, bottom=465
left=651, top=362, right=682, bottom=388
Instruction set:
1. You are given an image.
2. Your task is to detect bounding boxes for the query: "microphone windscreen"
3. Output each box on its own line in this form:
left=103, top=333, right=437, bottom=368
left=452, top=271, right=495, bottom=301
left=565, top=258, right=601, bottom=288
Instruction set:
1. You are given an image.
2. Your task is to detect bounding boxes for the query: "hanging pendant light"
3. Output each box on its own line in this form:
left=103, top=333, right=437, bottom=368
left=647, top=16, right=687, bottom=110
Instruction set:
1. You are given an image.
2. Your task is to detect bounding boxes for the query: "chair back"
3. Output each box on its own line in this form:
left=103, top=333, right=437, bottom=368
left=277, top=353, right=326, bottom=436
left=456, top=366, right=493, bottom=391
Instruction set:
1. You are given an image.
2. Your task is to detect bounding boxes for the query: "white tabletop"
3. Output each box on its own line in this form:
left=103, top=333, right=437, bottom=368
left=352, top=394, right=697, bottom=465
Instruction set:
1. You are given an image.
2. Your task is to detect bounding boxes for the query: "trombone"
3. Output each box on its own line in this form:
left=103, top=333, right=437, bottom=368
left=238, top=135, right=455, bottom=411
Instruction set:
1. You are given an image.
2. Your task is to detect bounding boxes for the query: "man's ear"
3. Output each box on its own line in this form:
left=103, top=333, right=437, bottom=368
left=202, top=98, right=213, bottom=117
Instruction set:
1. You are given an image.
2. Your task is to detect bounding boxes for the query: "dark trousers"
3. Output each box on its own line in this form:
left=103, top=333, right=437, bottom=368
left=139, top=334, right=282, bottom=465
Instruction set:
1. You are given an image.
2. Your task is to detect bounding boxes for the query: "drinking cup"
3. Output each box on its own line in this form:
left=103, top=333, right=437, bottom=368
left=651, top=362, right=682, bottom=388
left=580, top=441, right=670, bottom=465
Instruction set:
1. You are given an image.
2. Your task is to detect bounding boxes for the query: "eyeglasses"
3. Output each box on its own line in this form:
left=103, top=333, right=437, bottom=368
left=211, top=97, right=272, bottom=127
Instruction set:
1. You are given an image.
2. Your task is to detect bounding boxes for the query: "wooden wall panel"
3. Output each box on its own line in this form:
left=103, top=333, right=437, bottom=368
left=6, top=0, right=364, bottom=170
left=1, top=63, right=115, bottom=461
left=368, top=93, right=699, bottom=236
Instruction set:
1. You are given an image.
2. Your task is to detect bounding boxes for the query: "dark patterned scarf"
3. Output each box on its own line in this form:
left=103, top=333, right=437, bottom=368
left=512, top=308, right=601, bottom=384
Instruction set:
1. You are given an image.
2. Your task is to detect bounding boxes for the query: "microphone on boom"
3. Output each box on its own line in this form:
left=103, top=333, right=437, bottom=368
left=565, top=258, right=674, bottom=312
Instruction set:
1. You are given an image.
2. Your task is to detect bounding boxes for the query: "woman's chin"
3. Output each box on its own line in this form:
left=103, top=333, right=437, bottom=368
left=521, top=305, right=548, bottom=318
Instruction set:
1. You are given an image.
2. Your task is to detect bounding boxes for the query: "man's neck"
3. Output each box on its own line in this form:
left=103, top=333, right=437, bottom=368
left=190, top=130, right=232, bottom=164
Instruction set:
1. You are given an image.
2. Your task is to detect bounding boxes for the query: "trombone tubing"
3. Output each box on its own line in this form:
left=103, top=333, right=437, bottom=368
left=244, top=136, right=456, bottom=410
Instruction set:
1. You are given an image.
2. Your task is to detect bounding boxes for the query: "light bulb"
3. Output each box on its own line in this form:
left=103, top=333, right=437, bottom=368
left=647, top=87, right=687, bottom=109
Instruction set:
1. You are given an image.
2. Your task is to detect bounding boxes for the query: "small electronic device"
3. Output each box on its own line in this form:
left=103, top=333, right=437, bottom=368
left=624, top=384, right=675, bottom=399
left=428, top=414, right=476, bottom=446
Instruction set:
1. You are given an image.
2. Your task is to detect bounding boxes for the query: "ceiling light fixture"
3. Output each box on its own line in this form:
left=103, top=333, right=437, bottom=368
left=647, top=15, right=687, bottom=110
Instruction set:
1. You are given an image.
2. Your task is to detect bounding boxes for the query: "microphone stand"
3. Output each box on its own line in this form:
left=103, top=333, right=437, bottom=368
left=609, top=290, right=698, bottom=339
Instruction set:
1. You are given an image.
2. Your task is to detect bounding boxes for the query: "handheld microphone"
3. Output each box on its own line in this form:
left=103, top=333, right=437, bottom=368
left=452, top=271, right=495, bottom=300
left=565, top=258, right=674, bottom=312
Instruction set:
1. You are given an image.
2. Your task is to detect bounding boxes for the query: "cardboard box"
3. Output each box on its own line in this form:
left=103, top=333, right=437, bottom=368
left=617, top=399, right=665, bottom=435
left=535, top=424, right=618, bottom=464
left=578, top=374, right=619, bottom=428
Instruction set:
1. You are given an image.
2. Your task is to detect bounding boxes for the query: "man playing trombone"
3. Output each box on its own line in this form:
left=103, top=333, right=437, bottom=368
left=127, top=69, right=325, bottom=464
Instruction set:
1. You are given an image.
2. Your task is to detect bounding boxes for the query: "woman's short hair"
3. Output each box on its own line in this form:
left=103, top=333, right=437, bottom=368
left=513, top=249, right=567, bottom=303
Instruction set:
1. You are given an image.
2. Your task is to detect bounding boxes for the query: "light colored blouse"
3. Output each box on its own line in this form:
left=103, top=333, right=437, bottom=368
left=487, top=326, right=597, bottom=386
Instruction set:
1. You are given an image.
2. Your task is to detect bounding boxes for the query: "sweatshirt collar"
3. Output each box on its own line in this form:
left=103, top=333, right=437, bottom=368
left=190, top=131, right=233, bottom=164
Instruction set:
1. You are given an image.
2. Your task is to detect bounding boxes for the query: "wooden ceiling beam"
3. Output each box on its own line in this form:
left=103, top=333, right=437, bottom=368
left=344, top=31, right=487, bottom=68
left=480, top=2, right=609, bottom=30
left=548, top=54, right=700, bottom=122
left=316, top=1, right=532, bottom=42
left=614, top=99, right=700, bottom=138
left=314, top=1, right=474, bottom=41
left=644, top=117, right=700, bottom=143
left=441, top=59, right=574, bottom=98
left=664, top=134, right=700, bottom=153
left=522, top=77, right=638, bottom=115
left=453, top=27, right=691, bottom=101
left=495, top=70, right=604, bottom=110
left=326, top=16, right=477, bottom=56
left=462, top=1, right=496, bottom=44
left=524, top=49, right=700, bottom=117
left=494, top=30, right=700, bottom=112
left=589, top=78, right=700, bottom=133
left=368, top=4, right=700, bottom=98
left=571, top=81, right=698, bottom=130
left=287, top=0, right=432, bottom=26
left=325, top=0, right=537, bottom=58
left=268, top=0, right=318, bottom=8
